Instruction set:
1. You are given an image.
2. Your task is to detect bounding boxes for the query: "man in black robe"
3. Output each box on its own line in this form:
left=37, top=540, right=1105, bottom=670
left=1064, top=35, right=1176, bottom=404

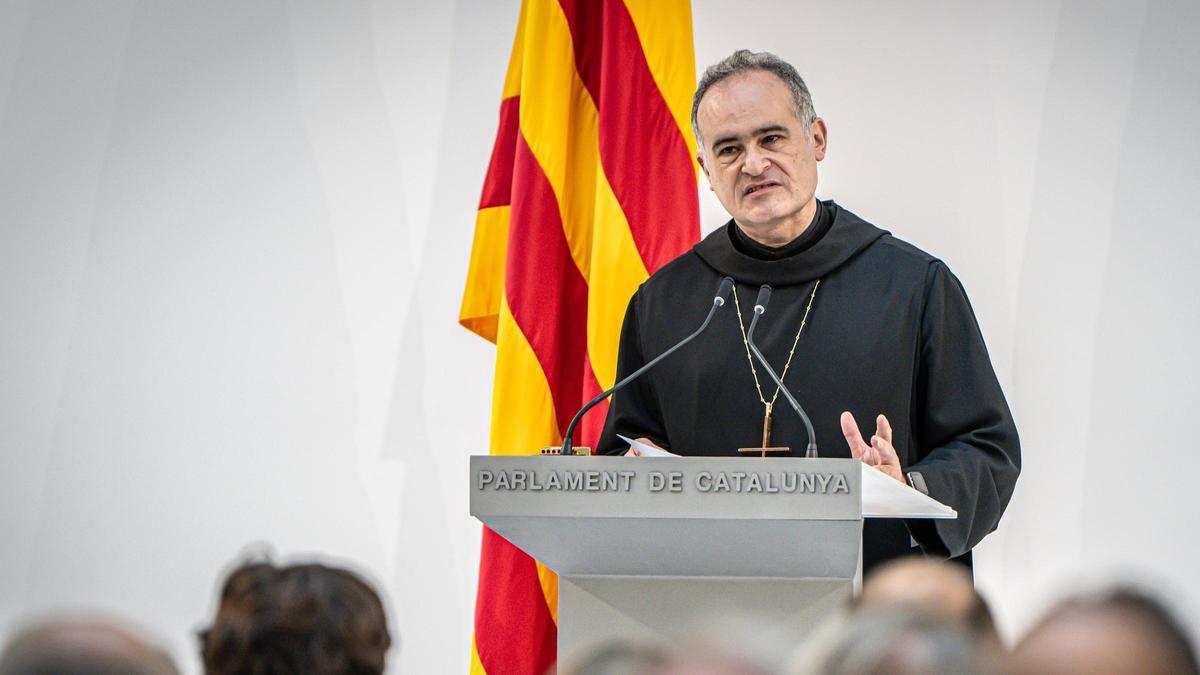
left=597, top=50, right=1020, bottom=574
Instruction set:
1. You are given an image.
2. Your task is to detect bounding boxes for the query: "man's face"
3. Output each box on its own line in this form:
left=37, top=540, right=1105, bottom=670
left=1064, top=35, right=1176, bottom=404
left=695, top=70, right=827, bottom=232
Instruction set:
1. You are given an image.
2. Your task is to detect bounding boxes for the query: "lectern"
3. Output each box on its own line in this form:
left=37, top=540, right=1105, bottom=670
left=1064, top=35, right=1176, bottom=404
left=470, top=455, right=955, bottom=663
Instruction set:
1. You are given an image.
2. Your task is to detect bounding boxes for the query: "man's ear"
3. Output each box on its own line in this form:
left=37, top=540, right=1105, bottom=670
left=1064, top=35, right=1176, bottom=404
left=696, top=153, right=714, bottom=191
left=810, top=117, right=828, bottom=161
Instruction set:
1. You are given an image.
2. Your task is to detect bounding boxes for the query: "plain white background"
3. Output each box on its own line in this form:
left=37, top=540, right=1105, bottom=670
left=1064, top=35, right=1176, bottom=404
left=2, top=1, right=1198, bottom=673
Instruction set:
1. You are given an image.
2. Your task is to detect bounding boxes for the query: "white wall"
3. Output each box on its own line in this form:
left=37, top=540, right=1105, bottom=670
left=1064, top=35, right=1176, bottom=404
left=0, top=1, right=511, bottom=671
left=1, top=1, right=1197, bottom=672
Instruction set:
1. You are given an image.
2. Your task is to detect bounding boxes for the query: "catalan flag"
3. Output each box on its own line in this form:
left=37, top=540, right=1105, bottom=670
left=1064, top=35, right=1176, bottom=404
left=459, top=0, right=699, bottom=671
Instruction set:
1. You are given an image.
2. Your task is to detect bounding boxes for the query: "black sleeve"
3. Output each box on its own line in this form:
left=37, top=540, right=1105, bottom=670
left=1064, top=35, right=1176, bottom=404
left=904, top=262, right=1021, bottom=557
left=596, top=289, right=671, bottom=455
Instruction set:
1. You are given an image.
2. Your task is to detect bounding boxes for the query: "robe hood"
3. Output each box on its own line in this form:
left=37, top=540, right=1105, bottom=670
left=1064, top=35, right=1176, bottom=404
left=693, top=201, right=888, bottom=286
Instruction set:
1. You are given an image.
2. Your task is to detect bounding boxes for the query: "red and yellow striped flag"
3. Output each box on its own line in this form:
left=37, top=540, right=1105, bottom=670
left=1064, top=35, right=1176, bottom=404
left=459, top=0, right=699, bottom=671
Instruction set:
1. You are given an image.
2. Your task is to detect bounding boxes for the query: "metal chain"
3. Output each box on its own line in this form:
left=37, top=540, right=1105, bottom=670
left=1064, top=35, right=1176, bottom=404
left=731, top=279, right=821, bottom=415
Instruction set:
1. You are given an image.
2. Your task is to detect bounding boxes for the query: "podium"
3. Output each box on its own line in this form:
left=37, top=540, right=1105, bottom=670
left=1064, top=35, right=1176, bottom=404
left=470, top=455, right=955, bottom=663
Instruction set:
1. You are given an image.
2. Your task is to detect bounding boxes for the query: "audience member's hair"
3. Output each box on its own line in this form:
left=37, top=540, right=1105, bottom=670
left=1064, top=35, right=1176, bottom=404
left=199, top=560, right=391, bottom=675
left=857, top=557, right=1001, bottom=647
left=791, top=606, right=994, bottom=675
left=0, top=616, right=178, bottom=675
left=1010, top=586, right=1198, bottom=675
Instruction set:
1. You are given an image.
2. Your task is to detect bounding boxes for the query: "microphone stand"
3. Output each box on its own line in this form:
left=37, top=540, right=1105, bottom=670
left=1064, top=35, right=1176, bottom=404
left=557, top=278, right=734, bottom=456
left=746, top=286, right=819, bottom=458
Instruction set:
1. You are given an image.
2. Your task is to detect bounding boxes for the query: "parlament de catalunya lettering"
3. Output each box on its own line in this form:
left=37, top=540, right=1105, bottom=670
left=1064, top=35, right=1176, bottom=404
left=476, top=469, right=851, bottom=495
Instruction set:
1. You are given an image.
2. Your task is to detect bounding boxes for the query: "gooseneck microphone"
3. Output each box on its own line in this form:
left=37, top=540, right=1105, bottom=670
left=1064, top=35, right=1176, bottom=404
left=557, top=277, right=735, bottom=456
left=745, top=284, right=819, bottom=458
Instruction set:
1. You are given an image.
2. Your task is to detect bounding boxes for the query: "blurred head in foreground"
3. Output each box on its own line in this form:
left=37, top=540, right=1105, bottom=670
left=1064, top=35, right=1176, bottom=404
left=1009, top=587, right=1199, bottom=675
left=791, top=606, right=995, bottom=675
left=858, top=557, right=1000, bottom=646
left=0, top=616, right=177, bottom=675
left=200, top=560, right=391, bottom=675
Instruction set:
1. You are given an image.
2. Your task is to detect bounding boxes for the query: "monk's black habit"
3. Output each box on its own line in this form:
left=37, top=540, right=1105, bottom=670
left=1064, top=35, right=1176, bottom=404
left=597, top=201, right=1021, bottom=574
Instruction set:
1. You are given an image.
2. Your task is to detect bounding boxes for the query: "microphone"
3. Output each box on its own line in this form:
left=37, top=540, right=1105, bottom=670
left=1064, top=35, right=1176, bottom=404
left=745, top=284, right=819, bottom=458
left=556, top=276, right=735, bottom=456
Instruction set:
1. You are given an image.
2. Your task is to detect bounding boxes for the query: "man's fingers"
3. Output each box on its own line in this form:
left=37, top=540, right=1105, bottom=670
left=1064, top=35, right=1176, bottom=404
left=626, top=437, right=663, bottom=457
left=875, top=414, right=893, bottom=445
left=869, top=445, right=882, bottom=466
left=872, top=434, right=901, bottom=467
left=840, top=411, right=868, bottom=458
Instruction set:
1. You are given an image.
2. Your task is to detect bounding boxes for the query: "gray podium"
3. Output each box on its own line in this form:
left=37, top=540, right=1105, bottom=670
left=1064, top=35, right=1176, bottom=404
left=470, top=455, right=955, bottom=663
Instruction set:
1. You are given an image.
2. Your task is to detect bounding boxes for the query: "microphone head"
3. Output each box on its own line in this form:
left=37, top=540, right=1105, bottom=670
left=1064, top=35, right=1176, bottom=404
left=714, top=277, right=735, bottom=306
left=754, top=285, right=772, bottom=313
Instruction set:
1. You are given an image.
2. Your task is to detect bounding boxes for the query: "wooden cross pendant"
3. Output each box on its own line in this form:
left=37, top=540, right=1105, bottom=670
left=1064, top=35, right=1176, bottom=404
left=738, top=406, right=791, bottom=458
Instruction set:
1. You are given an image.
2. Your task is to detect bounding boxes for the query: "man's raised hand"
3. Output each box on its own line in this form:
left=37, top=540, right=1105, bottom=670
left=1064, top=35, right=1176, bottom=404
left=840, top=411, right=904, bottom=483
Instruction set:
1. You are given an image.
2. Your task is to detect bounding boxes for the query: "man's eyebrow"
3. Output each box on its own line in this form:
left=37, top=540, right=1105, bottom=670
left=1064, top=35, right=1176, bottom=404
left=711, top=134, right=741, bottom=149
left=710, top=125, right=789, bottom=150
left=752, top=124, right=788, bottom=137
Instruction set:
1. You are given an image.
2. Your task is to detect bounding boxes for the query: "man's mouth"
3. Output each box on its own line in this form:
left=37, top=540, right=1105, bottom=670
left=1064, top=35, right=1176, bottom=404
left=744, top=182, right=780, bottom=196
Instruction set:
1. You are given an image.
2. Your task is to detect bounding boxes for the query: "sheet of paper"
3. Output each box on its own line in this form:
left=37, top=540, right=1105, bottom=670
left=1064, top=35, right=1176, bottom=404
left=860, top=464, right=957, bottom=519
left=617, top=434, right=679, bottom=457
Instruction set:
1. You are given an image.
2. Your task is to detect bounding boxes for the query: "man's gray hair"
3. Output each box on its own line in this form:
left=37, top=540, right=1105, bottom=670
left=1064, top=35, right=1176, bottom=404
left=691, top=49, right=817, bottom=148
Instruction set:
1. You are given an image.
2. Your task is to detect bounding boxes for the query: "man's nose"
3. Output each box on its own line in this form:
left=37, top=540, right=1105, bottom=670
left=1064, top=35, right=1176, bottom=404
left=742, top=148, right=770, bottom=176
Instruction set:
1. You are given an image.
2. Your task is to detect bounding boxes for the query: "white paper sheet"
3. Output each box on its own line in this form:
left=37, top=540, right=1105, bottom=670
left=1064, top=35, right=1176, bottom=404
left=617, top=434, right=679, bottom=457
left=860, top=463, right=957, bottom=519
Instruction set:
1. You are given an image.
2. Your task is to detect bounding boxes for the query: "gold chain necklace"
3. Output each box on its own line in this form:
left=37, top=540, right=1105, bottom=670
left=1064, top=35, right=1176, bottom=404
left=731, top=279, right=820, bottom=452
